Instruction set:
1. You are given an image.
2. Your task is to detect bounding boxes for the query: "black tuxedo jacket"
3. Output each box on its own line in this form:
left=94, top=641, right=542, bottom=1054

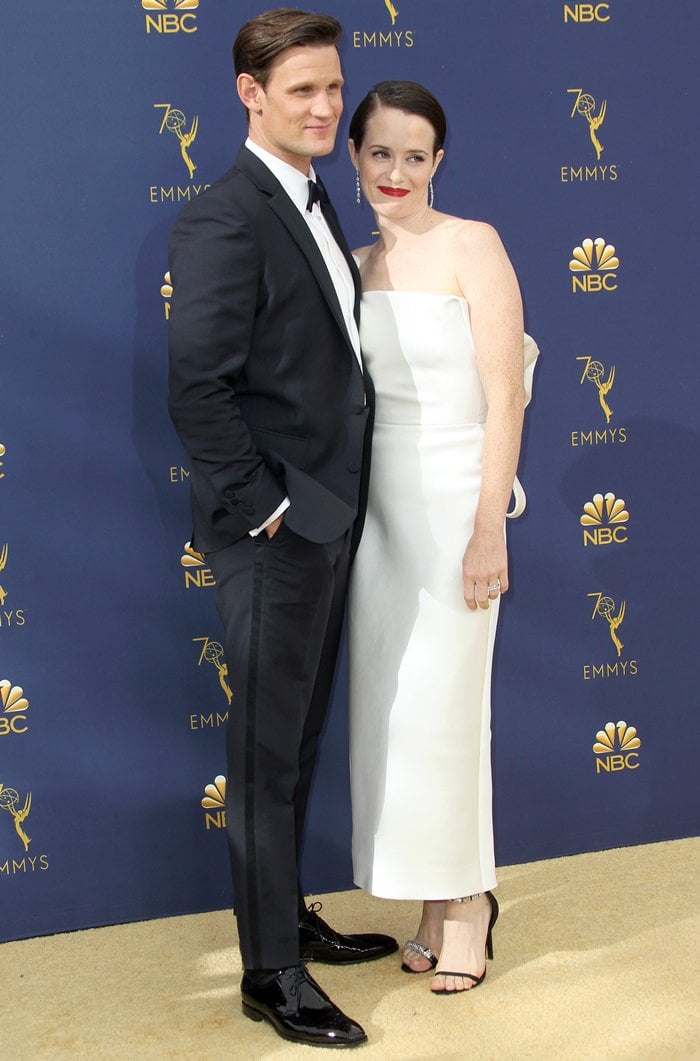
left=168, top=146, right=372, bottom=553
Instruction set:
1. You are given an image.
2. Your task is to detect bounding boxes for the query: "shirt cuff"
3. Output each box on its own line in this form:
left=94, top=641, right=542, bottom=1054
left=249, top=497, right=290, bottom=537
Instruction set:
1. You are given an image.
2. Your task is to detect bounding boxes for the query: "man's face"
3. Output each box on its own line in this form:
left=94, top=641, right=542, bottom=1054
left=244, top=45, right=344, bottom=173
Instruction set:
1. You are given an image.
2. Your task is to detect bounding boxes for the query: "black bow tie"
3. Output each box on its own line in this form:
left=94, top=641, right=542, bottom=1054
left=306, top=179, right=325, bottom=212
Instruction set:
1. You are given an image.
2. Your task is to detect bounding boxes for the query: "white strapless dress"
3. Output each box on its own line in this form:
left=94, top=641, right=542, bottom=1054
left=348, top=291, right=537, bottom=899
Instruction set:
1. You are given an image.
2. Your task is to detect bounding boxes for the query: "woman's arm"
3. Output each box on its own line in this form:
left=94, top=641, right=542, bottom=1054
left=456, top=222, right=526, bottom=610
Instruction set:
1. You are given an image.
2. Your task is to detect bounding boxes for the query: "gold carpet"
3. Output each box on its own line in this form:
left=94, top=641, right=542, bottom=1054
left=2, top=838, right=698, bottom=1060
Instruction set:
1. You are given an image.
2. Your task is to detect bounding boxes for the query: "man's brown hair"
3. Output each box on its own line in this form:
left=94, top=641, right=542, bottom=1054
left=234, top=8, right=342, bottom=89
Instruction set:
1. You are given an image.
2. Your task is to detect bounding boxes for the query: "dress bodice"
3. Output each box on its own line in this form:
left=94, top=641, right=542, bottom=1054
left=360, top=291, right=486, bottom=426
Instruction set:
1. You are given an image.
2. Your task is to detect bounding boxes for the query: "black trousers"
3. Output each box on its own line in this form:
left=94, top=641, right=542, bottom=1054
left=207, top=522, right=351, bottom=971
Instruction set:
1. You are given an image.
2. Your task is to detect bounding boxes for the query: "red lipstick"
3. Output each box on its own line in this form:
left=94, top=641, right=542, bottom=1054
left=378, top=186, right=410, bottom=197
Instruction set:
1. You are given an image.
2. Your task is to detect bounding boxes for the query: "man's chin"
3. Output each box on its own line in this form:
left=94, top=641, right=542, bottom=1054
left=305, top=134, right=336, bottom=158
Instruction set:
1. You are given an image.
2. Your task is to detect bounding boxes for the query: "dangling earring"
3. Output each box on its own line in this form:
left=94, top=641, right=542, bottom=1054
left=428, top=177, right=434, bottom=209
left=355, top=168, right=361, bottom=205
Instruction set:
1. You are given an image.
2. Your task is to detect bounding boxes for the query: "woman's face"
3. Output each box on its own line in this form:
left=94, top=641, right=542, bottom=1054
left=349, top=105, right=443, bottom=216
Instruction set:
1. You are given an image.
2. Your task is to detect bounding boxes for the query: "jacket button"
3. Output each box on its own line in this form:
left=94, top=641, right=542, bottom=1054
left=224, top=488, right=238, bottom=501
left=347, top=461, right=361, bottom=473
left=241, top=503, right=254, bottom=516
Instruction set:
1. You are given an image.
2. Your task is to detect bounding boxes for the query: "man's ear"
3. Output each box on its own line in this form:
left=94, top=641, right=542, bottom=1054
left=237, top=73, right=263, bottom=114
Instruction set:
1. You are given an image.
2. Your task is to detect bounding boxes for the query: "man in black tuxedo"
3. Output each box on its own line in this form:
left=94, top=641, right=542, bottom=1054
left=168, top=8, right=396, bottom=1049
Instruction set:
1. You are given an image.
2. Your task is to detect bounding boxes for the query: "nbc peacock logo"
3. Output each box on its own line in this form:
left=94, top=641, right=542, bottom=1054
left=580, top=492, right=628, bottom=546
left=0, top=679, right=30, bottom=737
left=161, top=271, right=172, bottom=321
left=201, top=775, right=227, bottom=830
left=593, top=720, right=640, bottom=774
left=180, top=541, right=215, bottom=590
left=0, top=442, right=6, bottom=478
left=143, top=0, right=199, bottom=35
left=570, top=237, right=619, bottom=293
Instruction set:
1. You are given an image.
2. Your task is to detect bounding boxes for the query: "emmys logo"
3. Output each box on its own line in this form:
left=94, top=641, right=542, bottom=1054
left=0, top=543, right=27, bottom=629
left=143, top=0, right=199, bottom=35
left=161, top=270, right=172, bottom=321
left=564, top=3, right=610, bottom=22
left=0, top=781, right=31, bottom=853
left=201, top=775, right=227, bottom=830
left=0, top=544, right=7, bottom=607
left=383, top=0, right=399, bottom=25
left=149, top=105, right=210, bottom=206
left=583, top=592, right=638, bottom=681
left=568, top=88, right=606, bottom=159
left=169, top=465, right=189, bottom=484
left=0, top=442, right=6, bottom=478
left=593, top=721, right=640, bottom=774
left=181, top=541, right=215, bottom=589
left=353, top=0, right=414, bottom=48
left=570, top=237, right=619, bottom=293
left=561, top=89, right=618, bottom=183
left=188, top=614, right=230, bottom=732
left=0, top=680, right=29, bottom=736
left=580, top=492, right=628, bottom=546
left=589, top=592, right=625, bottom=656
left=0, top=782, right=49, bottom=874
left=155, top=104, right=198, bottom=179
left=571, top=356, right=627, bottom=448
left=578, top=356, right=614, bottom=423
left=193, top=636, right=233, bottom=706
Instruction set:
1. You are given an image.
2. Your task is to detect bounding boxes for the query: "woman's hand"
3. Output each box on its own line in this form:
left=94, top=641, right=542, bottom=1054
left=462, top=530, right=508, bottom=610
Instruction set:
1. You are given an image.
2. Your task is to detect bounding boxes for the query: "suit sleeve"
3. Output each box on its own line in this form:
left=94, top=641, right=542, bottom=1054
left=167, top=194, right=286, bottom=529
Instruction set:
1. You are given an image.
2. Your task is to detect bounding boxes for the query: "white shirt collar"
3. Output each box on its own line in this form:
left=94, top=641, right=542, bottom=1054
left=245, top=137, right=317, bottom=215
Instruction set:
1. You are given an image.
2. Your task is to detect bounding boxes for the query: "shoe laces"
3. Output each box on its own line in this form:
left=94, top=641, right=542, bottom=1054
left=289, top=962, right=310, bottom=999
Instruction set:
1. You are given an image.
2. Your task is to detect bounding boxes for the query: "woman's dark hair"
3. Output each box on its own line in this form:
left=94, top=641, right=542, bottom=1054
left=349, top=81, right=447, bottom=154
left=233, top=8, right=342, bottom=88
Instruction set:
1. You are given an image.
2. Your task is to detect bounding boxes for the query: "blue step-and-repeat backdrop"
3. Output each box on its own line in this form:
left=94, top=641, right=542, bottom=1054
left=2, top=1, right=698, bottom=940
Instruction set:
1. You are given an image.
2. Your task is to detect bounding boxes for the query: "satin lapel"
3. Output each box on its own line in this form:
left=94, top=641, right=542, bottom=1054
left=316, top=176, right=362, bottom=326
left=234, top=146, right=360, bottom=362
left=267, top=191, right=358, bottom=355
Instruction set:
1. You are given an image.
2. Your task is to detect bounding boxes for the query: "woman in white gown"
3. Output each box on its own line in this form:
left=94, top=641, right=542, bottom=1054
left=347, top=82, right=537, bottom=995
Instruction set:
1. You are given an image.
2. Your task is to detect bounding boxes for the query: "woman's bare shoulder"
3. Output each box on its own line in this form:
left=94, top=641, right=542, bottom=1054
left=450, top=217, right=503, bottom=252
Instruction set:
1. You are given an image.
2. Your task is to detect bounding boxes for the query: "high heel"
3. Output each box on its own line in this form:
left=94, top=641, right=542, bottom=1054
left=401, top=939, right=438, bottom=974
left=485, top=890, right=498, bottom=960
left=430, top=891, right=499, bottom=995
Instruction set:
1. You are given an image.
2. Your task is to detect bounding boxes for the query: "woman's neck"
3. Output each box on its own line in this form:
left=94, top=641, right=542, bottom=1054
left=374, top=205, right=438, bottom=249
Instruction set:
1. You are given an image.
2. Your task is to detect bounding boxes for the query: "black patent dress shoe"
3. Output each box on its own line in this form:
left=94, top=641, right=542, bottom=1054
left=240, top=964, right=367, bottom=1048
left=299, top=902, right=399, bottom=965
